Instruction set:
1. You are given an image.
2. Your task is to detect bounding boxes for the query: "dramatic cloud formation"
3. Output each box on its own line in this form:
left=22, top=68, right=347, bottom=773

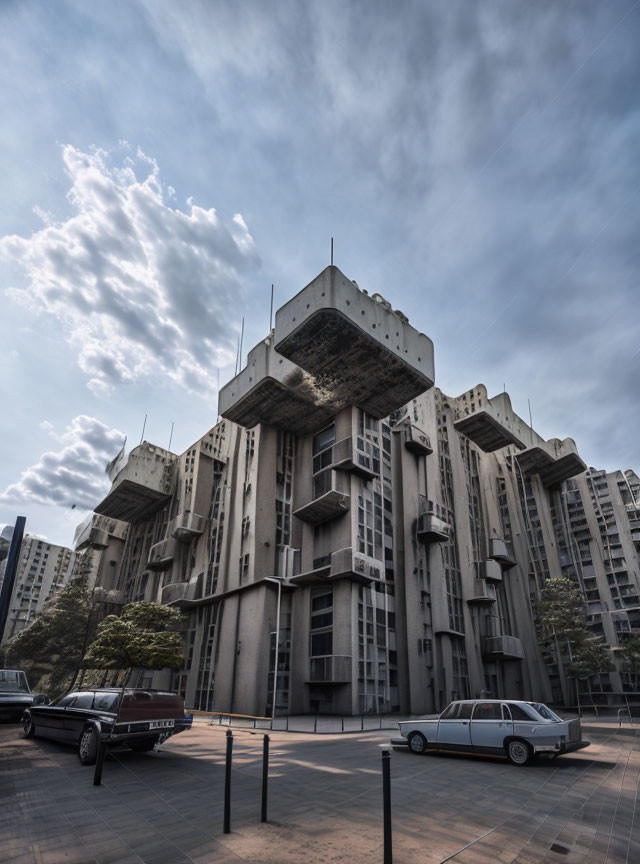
left=0, top=416, right=125, bottom=509
left=1, top=145, right=259, bottom=396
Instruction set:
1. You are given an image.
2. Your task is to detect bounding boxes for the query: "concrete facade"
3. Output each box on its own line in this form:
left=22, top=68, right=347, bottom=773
left=84, top=266, right=639, bottom=716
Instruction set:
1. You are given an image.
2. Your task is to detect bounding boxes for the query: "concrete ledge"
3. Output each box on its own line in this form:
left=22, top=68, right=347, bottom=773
left=274, top=266, right=435, bottom=418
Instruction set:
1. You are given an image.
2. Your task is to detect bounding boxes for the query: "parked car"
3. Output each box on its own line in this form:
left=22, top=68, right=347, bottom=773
left=0, top=669, right=49, bottom=721
left=393, top=699, right=590, bottom=765
left=22, top=687, right=193, bottom=764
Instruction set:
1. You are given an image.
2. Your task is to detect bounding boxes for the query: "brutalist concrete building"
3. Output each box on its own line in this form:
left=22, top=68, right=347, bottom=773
left=86, top=266, right=640, bottom=716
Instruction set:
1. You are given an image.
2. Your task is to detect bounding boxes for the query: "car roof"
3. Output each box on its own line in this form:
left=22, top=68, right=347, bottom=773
left=449, top=699, right=535, bottom=705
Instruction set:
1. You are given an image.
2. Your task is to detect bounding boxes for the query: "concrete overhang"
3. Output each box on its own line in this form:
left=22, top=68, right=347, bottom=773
left=453, top=391, right=528, bottom=452
left=94, top=443, right=176, bottom=523
left=218, top=338, right=337, bottom=434
left=517, top=438, right=586, bottom=486
left=274, top=266, right=435, bottom=419
left=482, top=635, right=524, bottom=661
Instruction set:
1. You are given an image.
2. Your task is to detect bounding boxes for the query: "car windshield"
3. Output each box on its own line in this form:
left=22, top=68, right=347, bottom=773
left=0, top=671, right=29, bottom=693
left=528, top=702, right=562, bottom=722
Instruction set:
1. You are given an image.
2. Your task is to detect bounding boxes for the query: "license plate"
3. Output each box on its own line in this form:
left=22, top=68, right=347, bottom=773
left=149, top=720, right=174, bottom=729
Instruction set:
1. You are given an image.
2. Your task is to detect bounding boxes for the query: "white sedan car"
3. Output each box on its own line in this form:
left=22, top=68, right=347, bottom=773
left=393, top=699, right=590, bottom=765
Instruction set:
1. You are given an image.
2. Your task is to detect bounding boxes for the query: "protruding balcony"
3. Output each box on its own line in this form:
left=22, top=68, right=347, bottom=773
left=401, top=424, right=433, bottom=456
left=489, top=538, right=516, bottom=569
left=416, top=513, right=450, bottom=544
left=148, top=538, right=176, bottom=571
left=478, top=560, right=503, bottom=583
left=467, top=579, right=497, bottom=605
left=274, top=266, right=435, bottom=419
left=453, top=388, right=528, bottom=452
left=331, top=436, right=377, bottom=480
left=306, top=654, right=352, bottom=684
left=94, top=443, right=177, bottom=523
left=482, top=635, right=524, bottom=661
left=93, top=588, right=126, bottom=607
left=170, top=511, right=205, bottom=542
left=330, top=547, right=383, bottom=584
left=160, top=576, right=202, bottom=608
left=516, top=438, right=586, bottom=487
left=218, top=338, right=336, bottom=435
left=293, top=471, right=350, bottom=525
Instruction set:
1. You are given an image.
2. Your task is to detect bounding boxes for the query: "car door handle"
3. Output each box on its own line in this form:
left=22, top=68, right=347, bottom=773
left=461, top=721, right=469, bottom=725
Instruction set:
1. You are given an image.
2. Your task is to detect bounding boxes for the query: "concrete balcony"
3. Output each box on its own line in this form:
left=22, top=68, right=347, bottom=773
left=331, top=436, right=377, bottom=480
left=467, top=579, right=497, bottom=605
left=306, top=654, right=352, bottom=684
left=400, top=424, right=433, bottom=456
left=148, top=538, right=176, bottom=571
left=489, top=538, right=516, bottom=569
left=160, top=578, right=201, bottom=608
left=478, top=559, right=503, bottom=583
left=453, top=389, right=528, bottom=452
left=516, top=438, right=586, bottom=487
left=93, top=588, right=126, bottom=607
left=94, top=443, right=177, bottom=523
left=170, top=511, right=205, bottom=542
left=293, top=471, right=350, bottom=525
left=218, top=338, right=336, bottom=435
left=330, top=547, right=384, bottom=584
left=416, top=512, right=450, bottom=544
left=274, top=266, right=435, bottom=419
left=482, top=635, right=524, bottom=661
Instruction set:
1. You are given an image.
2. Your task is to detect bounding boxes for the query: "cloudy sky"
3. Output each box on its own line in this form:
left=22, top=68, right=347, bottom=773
left=1, top=0, right=638, bottom=547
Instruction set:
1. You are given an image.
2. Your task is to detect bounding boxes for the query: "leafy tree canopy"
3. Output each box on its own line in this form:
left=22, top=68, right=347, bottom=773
left=535, top=577, right=587, bottom=645
left=616, top=633, right=640, bottom=674
left=3, top=553, right=94, bottom=698
left=569, top=635, right=614, bottom=680
left=82, top=601, right=183, bottom=671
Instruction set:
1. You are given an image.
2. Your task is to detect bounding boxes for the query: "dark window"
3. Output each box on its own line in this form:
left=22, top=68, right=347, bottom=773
left=72, top=693, right=95, bottom=709
left=313, top=425, right=336, bottom=455
left=502, top=704, right=512, bottom=721
left=311, top=631, right=332, bottom=656
left=312, top=592, right=332, bottom=612
left=472, top=702, right=502, bottom=720
left=458, top=703, right=472, bottom=719
left=93, top=692, right=120, bottom=712
left=56, top=694, right=77, bottom=707
left=440, top=702, right=457, bottom=720
left=509, top=703, right=533, bottom=721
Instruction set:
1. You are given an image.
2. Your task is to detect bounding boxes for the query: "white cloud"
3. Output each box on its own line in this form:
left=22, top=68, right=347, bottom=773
left=1, top=144, right=259, bottom=396
left=0, top=415, right=125, bottom=510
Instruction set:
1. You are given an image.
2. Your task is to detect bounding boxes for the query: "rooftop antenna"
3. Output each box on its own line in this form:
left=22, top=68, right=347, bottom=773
left=239, top=317, right=245, bottom=370
left=269, top=284, right=274, bottom=332
left=168, top=421, right=174, bottom=451
left=139, top=413, right=147, bottom=444
left=330, top=237, right=334, bottom=266
left=235, top=331, right=241, bottom=376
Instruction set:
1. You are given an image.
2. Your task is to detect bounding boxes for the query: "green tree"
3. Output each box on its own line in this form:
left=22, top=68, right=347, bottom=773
left=3, top=552, right=95, bottom=698
left=82, top=602, right=183, bottom=681
left=616, top=633, right=640, bottom=685
left=569, top=635, right=614, bottom=713
left=535, top=577, right=587, bottom=645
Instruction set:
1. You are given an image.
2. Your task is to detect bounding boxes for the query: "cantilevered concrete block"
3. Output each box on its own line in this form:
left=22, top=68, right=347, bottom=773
left=218, top=338, right=338, bottom=434
left=453, top=387, right=530, bottom=452
left=274, top=266, right=435, bottom=419
left=94, top=443, right=176, bottom=523
left=516, top=438, right=586, bottom=487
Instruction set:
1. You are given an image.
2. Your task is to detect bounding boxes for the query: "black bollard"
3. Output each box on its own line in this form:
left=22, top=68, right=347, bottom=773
left=261, top=734, right=269, bottom=823
left=381, top=749, right=392, bottom=864
left=223, top=729, right=233, bottom=834
left=93, top=741, right=106, bottom=786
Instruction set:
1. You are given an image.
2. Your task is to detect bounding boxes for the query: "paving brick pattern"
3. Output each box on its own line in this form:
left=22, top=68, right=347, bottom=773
left=0, top=722, right=637, bottom=863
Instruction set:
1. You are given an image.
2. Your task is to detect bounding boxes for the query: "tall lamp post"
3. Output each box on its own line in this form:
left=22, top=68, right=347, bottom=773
left=265, top=576, right=282, bottom=722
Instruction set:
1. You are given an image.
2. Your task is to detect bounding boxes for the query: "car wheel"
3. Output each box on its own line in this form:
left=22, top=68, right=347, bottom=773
left=78, top=727, right=99, bottom=766
left=506, top=739, right=532, bottom=766
left=129, top=738, right=156, bottom=753
left=22, top=715, right=36, bottom=738
left=408, top=732, right=428, bottom=754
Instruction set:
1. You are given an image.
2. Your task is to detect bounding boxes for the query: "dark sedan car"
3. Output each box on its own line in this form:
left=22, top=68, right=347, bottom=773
left=22, top=687, right=192, bottom=764
left=0, top=669, right=49, bottom=721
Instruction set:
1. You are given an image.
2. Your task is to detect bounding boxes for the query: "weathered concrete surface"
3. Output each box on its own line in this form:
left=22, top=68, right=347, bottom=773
left=1, top=720, right=638, bottom=864
left=517, top=437, right=587, bottom=486
left=274, top=266, right=435, bottom=419
left=94, top=442, right=177, bottom=523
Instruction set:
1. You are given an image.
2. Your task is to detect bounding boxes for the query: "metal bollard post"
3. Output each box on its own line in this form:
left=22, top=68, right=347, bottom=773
left=381, top=750, right=392, bottom=864
left=223, top=729, right=233, bottom=834
left=314, top=714, right=317, bottom=733
left=93, top=741, right=106, bottom=787
left=261, top=734, right=269, bottom=823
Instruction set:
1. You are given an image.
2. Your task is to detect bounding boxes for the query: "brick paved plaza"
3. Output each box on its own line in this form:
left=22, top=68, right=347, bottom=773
left=1, top=720, right=638, bottom=864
